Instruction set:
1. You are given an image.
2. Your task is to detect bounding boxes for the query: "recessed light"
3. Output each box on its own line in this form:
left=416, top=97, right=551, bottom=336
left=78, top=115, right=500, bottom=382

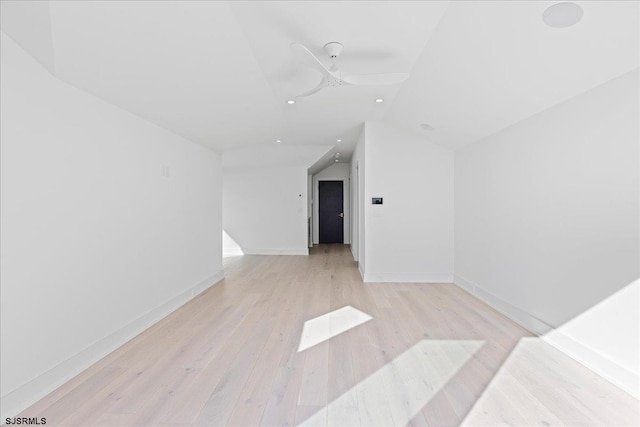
left=336, top=152, right=341, bottom=156
left=287, top=100, right=295, bottom=105
left=335, top=159, right=339, bottom=162
left=375, top=98, right=384, bottom=103
left=543, top=2, right=583, bottom=28
left=276, top=139, right=282, bottom=143
left=420, top=123, right=435, bottom=131
left=337, top=139, right=342, bottom=142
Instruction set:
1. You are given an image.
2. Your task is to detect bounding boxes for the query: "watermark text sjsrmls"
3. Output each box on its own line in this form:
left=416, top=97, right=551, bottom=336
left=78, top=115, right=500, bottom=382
left=4, top=418, right=46, bottom=425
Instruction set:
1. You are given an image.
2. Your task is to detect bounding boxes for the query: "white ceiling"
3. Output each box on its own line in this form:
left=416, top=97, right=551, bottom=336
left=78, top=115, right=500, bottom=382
left=386, top=0, right=640, bottom=149
left=1, top=1, right=638, bottom=169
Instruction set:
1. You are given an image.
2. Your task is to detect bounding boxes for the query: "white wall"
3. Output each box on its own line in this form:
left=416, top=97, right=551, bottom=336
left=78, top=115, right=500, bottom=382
left=545, top=280, right=639, bottom=398
left=0, top=34, right=223, bottom=418
left=312, top=163, right=350, bottom=245
left=351, top=127, right=366, bottom=270
left=223, top=166, right=308, bottom=255
left=307, top=173, right=313, bottom=247
left=363, top=121, right=454, bottom=283
left=454, top=70, right=639, bottom=397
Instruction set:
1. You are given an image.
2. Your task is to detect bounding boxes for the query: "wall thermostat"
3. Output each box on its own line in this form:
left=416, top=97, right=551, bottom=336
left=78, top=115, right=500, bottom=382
left=372, top=197, right=383, bottom=204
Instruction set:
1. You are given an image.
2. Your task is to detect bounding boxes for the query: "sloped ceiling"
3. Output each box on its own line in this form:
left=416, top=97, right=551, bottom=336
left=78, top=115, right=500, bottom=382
left=0, top=0, right=55, bottom=74
left=386, top=0, right=640, bottom=149
left=1, top=1, right=638, bottom=168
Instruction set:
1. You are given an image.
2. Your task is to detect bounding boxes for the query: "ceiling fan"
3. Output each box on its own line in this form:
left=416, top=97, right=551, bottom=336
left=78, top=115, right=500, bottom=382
left=291, top=42, right=409, bottom=97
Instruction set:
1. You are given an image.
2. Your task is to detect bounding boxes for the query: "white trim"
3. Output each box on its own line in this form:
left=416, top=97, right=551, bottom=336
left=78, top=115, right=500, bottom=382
left=452, top=274, right=474, bottom=293
left=222, top=248, right=244, bottom=257
left=542, top=330, right=639, bottom=399
left=312, top=171, right=351, bottom=245
left=453, top=274, right=639, bottom=399
left=242, top=247, right=309, bottom=255
left=0, top=271, right=225, bottom=419
left=453, top=274, right=552, bottom=335
left=358, top=262, right=365, bottom=280
left=364, top=272, right=453, bottom=283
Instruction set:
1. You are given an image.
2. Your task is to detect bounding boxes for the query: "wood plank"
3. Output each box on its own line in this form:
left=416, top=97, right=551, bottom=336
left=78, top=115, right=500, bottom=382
left=15, top=245, right=639, bottom=427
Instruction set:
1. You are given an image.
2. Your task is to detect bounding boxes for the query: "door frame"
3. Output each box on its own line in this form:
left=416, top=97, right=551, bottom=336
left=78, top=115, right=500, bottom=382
left=312, top=173, right=350, bottom=245
left=318, top=180, right=345, bottom=244
left=352, top=161, right=359, bottom=261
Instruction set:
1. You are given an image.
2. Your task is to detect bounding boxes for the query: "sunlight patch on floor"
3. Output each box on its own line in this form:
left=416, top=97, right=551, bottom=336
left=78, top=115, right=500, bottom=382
left=298, top=306, right=372, bottom=352
left=460, top=336, right=640, bottom=426
left=298, top=339, right=484, bottom=426
left=543, top=279, right=639, bottom=398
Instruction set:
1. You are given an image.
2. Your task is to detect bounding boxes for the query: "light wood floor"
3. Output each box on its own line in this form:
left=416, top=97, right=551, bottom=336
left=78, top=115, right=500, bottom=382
left=17, top=245, right=639, bottom=426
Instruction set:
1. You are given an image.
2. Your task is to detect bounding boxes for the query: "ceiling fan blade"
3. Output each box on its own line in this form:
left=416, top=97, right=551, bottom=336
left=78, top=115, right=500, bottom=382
left=342, top=72, right=409, bottom=86
left=294, top=77, right=326, bottom=98
left=290, top=43, right=332, bottom=77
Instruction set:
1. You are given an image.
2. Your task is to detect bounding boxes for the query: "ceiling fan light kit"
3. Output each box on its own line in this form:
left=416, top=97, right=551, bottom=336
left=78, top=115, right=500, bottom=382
left=290, top=41, right=409, bottom=97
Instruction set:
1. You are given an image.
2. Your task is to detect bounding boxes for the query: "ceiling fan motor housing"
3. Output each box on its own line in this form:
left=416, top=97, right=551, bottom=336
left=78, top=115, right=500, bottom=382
left=324, top=42, right=344, bottom=58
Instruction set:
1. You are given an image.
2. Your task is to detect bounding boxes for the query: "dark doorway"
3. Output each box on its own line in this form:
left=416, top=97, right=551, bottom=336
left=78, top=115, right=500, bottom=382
left=319, top=181, right=344, bottom=244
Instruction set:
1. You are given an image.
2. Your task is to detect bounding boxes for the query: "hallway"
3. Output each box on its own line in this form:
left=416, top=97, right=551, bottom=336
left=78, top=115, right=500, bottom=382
left=16, top=245, right=639, bottom=426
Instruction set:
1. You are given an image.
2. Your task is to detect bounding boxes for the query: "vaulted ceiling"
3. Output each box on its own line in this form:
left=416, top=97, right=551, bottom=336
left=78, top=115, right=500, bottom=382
left=1, top=1, right=638, bottom=170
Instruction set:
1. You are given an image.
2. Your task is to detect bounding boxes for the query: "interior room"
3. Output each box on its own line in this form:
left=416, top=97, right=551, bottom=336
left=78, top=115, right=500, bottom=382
left=1, top=1, right=638, bottom=426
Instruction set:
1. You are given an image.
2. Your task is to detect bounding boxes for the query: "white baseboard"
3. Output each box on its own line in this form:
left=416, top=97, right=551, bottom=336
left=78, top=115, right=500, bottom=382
left=222, top=249, right=244, bottom=257
left=453, top=274, right=639, bottom=399
left=358, top=262, right=365, bottom=280
left=453, top=274, right=552, bottom=335
left=242, top=247, right=309, bottom=255
left=364, top=272, right=453, bottom=283
left=0, top=270, right=225, bottom=420
left=543, top=330, right=639, bottom=399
